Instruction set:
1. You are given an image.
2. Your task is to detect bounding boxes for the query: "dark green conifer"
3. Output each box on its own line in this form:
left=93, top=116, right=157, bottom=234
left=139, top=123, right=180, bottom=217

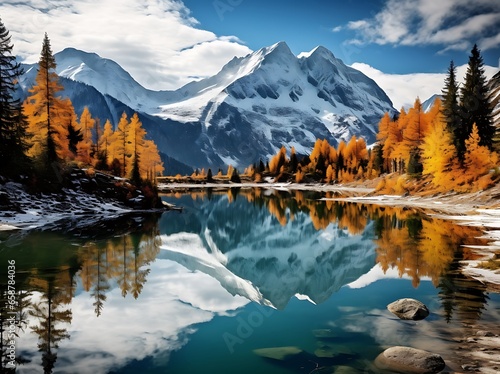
left=441, top=61, right=461, bottom=155
left=0, top=18, right=30, bottom=177
left=459, top=44, right=494, bottom=153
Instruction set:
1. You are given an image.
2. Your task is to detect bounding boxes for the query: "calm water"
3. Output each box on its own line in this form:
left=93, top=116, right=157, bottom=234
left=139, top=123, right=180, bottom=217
left=0, top=189, right=499, bottom=373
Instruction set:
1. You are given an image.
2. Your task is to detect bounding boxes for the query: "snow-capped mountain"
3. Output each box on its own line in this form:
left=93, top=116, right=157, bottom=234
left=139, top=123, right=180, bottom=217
left=158, top=194, right=376, bottom=309
left=18, top=42, right=396, bottom=169
left=55, top=48, right=175, bottom=113
left=157, top=42, right=396, bottom=166
left=422, top=94, right=442, bottom=112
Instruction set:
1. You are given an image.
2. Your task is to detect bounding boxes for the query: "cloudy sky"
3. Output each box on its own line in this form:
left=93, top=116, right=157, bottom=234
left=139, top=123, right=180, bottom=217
left=1, top=0, right=499, bottom=107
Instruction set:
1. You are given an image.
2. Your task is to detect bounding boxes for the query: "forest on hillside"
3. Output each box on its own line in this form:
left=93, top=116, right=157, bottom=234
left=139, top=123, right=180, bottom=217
left=1, top=17, right=499, bottom=196
left=0, top=23, right=163, bottom=194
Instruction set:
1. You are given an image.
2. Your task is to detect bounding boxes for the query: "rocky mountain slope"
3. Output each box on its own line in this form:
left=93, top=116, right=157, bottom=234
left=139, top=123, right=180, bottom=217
left=18, top=42, right=397, bottom=169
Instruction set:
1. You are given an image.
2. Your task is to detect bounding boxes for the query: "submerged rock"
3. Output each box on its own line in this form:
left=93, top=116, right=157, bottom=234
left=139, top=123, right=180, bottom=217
left=253, top=346, right=302, bottom=360
left=375, top=346, right=445, bottom=374
left=387, top=298, right=429, bottom=320
left=312, top=328, right=336, bottom=339
left=333, top=365, right=360, bottom=374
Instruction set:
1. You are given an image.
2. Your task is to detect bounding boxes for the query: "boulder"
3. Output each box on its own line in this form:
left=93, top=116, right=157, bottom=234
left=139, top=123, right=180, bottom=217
left=375, top=346, right=445, bottom=374
left=387, top=298, right=429, bottom=320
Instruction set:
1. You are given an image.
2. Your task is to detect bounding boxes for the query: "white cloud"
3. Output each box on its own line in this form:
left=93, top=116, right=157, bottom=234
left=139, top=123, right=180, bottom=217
left=16, top=258, right=250, bottom=373
left=346, top=0, right=500, bottom=51
left=0, top=0, right=252, bottom=90
left=351, top=61, right=498, bottom=110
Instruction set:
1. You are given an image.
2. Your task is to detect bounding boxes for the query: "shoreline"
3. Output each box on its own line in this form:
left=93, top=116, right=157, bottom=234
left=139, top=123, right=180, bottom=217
left=2, top=180, right=499, bottom=372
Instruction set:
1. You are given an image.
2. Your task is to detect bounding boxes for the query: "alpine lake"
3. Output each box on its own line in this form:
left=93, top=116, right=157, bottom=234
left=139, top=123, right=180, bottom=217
left=1, top=188, right=499, bottom=373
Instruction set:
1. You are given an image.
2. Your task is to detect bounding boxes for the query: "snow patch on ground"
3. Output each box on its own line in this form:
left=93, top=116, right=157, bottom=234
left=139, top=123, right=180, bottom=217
left=0, top=181, right=132, bottom=231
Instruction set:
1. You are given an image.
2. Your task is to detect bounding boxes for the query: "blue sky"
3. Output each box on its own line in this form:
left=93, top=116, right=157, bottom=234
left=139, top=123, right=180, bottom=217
left=183, top=0, right=500, bottom=74
left=1, top=0, right=499, bottom=107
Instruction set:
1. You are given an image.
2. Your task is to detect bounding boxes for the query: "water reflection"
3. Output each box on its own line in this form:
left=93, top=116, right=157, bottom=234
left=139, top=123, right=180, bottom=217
left=161, top=189, right=488, bottom=308
left=0, top=191, right=497, bottom=373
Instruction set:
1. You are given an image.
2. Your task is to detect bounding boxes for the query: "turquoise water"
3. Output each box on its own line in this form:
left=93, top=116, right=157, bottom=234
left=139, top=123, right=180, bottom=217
left=0, top=190, right=498, bottom=373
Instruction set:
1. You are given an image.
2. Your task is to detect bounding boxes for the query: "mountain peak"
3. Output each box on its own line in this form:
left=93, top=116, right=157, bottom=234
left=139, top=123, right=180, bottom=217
left=258, top=41, right=296, bottom=67
left=265, top=41, right=291, bottom=54
left=301, top=45, right=336, bottom=62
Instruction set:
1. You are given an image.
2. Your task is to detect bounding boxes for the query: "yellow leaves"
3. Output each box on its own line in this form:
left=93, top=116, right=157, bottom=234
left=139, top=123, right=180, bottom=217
left=141, top=140, right=164, bottom=180
left=269, top=145, right=287, bottom=174
left=463, top=124, right=498, bottom=183
left=420, top=113, right=457, bottom=190
left=76, top=106, right=95, bottom=165
left=295, top=168, right=305, bottom=183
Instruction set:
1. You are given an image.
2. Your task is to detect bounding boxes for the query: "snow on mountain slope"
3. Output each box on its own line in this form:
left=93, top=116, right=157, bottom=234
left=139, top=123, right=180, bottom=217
left=488, top=70, right=500, bottom=128
left=55, top=48, right=175, bottom=112
left=18, top=43, right=396, bottom=169
left=158, top=194, right=377, bottom=309
left=422, top=94, right=442, bottom=112
left=157, top=42, right=396, bottom=166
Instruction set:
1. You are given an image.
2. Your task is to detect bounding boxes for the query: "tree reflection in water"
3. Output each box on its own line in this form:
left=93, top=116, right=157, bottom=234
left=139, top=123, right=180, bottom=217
left=0, top=192, right=495, bottom=373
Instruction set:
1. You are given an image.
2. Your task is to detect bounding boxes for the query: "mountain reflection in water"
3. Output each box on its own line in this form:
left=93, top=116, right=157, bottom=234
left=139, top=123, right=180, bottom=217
left=0, top=189, right=497, bottom=373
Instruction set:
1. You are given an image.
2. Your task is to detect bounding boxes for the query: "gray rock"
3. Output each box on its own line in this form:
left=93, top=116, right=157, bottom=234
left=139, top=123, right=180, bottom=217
left=387, top=298, right=430, bottom=320
left=375, top=346, right=445, bottom=374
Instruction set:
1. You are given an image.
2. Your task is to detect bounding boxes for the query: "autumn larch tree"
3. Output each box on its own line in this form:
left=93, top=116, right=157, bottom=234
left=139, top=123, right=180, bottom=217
left=0, top=17, right=30, bottom=177
left=128, top=113, right=146, bottom=185
left=420, top=111, right=457, bottom=189
left=112, top=112, right=130, bottom=177
left=95, top=119, right=114, bottom=170
left=459, top=44, right=494, bottom=153
left=24, top=33, right=71, bottom=170
left=140, top=139, right=164, bottom=183
left=76, top=106, right=95, bottom=165
left=463, top=123, right=498, bottom=183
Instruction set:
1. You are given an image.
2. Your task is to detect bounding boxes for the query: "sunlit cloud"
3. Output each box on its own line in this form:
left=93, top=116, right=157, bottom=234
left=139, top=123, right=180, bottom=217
left=345, top=0, right=500, bottom=52
left=351, top=62, right=498, bottom=110
left=0, top=0, right=252, bottom=90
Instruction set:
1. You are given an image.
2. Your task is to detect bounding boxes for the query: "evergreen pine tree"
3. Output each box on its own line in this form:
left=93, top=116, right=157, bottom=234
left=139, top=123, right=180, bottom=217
left=459, top=44, right=494, bottom=153
left=67, top=121, right=82, bottom=157
left=0, top=18, right=30, bottom=177
left=230, top=168, right=241, bottom=183
left=258, top=159, right=265, bottom=173
left=441, top=61, right=461, bottom=154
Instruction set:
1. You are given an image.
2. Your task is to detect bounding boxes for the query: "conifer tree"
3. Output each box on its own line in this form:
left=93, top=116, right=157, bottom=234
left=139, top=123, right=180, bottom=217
left=463, top=123, right=498, bottom=182
left=67, top=117, right=82, bottom=158
left=140, top=139, right=163, bottom=182
left=459, top=44, right=494, bottom=153
left=76, top=106, right=95, bottom=165
left=420, top=113, right=457, bottom=188
left=128, top=113, right=146, bottom=184
left=96, top=119, right=114, bottom=169
left=24, top=33, right=70, bottom=168
left=442, top=61, right=461, bottom=153
left=0, top=18, right=30, bottom=176
left=112, top=112, right=130, bottom=177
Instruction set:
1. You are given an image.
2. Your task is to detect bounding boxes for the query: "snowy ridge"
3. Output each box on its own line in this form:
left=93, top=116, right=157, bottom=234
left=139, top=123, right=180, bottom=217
left=18, top=42, right=396, bottom=168
left=158, top=195, right=377, bottom=309
left=157, top=42, right=395, bottom=165
left=55, top=48, right=175, bottom=113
